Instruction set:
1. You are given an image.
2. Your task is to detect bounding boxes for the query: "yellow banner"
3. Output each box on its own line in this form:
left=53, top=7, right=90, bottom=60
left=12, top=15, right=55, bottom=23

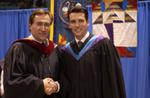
left=49, top=0, right=54, bottom=41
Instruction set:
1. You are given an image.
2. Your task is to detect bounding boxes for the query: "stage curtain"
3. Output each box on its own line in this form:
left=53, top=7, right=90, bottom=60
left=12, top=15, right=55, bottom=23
left=121, top=1, right=150, bottom=98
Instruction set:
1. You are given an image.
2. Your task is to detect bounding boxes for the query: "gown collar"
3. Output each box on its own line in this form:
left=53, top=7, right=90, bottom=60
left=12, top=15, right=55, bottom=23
left=15, top=39, right=54, bottom=55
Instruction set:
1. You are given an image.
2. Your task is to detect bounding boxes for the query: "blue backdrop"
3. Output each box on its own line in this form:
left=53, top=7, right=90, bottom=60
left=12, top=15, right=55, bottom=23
left=0, top=1, right=150, bottom=98
left=122, top=1, right=150, bottom=98
left=0, top=9, right=32, bottom=60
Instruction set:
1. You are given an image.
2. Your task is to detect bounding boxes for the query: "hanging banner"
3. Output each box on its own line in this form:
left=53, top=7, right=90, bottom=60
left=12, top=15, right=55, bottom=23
left=92, top=0, right=137, bottom=57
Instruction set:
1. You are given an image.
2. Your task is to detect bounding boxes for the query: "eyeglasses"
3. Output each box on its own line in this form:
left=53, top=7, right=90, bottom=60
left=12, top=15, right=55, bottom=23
left=36, top=22, right=50, bottom=28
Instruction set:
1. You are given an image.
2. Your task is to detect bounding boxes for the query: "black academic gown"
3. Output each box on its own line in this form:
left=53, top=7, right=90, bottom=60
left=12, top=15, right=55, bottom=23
left=59, top=35, right=126, bottom=98
left=4, top=39, right=60, bottom=98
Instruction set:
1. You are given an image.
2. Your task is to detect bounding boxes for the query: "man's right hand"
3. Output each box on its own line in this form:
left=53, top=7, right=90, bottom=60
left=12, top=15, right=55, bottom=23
left=43, top=78, right=58, bottom=95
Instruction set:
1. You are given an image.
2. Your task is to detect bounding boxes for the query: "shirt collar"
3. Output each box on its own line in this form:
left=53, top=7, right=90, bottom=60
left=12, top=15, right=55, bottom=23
left=27, top=35, right=49, bottom=46
left=75, top=32, right=90, bottom=43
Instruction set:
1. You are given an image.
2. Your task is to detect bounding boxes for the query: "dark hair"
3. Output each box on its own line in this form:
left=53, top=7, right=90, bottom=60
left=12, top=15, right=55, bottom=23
left=29, top=9, right=53, bottom=25
left=68, top=6, right=88, bottom=21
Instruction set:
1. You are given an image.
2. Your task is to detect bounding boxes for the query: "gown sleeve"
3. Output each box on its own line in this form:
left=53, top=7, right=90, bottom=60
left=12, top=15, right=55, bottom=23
left=56, top=46, right=71, bottom=98
left=100, top=38, right=126, bottom=98
left=4, top=43, right=45, bottom=98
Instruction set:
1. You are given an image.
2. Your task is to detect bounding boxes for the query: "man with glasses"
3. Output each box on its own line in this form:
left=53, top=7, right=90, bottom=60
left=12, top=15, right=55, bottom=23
left=4, top=9, right=60, bottom=98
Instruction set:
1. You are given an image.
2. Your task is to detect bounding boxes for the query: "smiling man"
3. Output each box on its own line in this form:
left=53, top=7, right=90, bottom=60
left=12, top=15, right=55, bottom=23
left=59, top=5, right=126, bottom=98
left=4, top=9, right=60, bottom=98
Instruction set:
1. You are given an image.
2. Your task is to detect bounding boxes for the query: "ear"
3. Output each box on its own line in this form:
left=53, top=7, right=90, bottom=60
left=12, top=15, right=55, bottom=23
left=87, top=21, right=89, bottom=26
left=29, top=24, right=32, bottom=32
left=29, top=23, right=32, bottom=27
left=68, top=23, right=71, bottom=29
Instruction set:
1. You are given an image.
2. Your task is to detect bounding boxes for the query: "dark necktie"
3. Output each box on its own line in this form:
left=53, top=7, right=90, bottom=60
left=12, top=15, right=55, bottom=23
left=42, top=40, right=48, bottom=47
left=78, top=41, right=83, bottom=49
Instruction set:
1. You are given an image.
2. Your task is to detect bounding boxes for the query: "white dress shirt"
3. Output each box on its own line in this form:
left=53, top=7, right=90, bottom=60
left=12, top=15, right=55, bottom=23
left=75, top=32, right=90, bottom=44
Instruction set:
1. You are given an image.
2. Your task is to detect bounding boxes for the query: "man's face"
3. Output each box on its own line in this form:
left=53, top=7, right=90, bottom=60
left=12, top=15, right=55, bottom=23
left=29, top=14, right=51, bottom=42
left=69, top=12, right=88, bottom=40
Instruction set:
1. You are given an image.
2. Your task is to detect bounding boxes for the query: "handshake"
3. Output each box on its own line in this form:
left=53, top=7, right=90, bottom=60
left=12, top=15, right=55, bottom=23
left=43, top=78, right=59, bottom=95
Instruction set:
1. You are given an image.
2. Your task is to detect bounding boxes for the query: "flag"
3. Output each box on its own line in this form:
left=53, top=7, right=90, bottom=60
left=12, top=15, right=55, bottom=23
left=49, top=0, right=54, bottom=41
left=58, top=33, right=67, bottom=45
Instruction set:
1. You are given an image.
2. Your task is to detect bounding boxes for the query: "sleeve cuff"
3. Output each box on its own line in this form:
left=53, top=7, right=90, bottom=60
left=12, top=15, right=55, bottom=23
left=55, top=81, right=60, bottom=93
